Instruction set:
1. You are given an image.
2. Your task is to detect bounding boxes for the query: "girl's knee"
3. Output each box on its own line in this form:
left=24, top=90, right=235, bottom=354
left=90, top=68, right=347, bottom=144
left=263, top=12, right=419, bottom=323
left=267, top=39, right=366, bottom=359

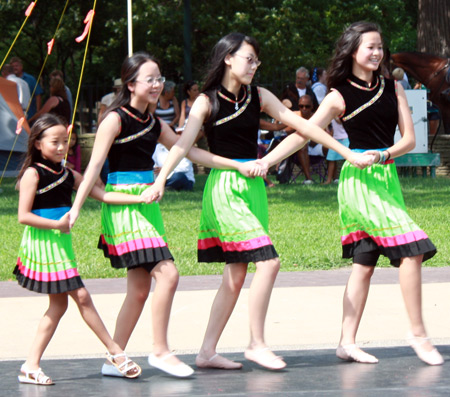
left=49, top=294, right=69, bottom=318
left=70, top=288, right=93, bottom=308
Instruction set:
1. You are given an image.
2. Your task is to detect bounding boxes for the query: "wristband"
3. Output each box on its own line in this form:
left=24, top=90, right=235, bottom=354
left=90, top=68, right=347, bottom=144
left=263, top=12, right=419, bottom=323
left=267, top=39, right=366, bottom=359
left=377, top=151, right=385, bottom=164
left=385, top=150, right=391, bottom=161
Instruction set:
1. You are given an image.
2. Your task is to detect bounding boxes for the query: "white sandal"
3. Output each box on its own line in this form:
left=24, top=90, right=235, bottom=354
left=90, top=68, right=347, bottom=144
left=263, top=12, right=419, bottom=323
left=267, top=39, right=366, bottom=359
left=18, top=363, right=54, bottom=385
left=105, top=352, right=142, bottom=378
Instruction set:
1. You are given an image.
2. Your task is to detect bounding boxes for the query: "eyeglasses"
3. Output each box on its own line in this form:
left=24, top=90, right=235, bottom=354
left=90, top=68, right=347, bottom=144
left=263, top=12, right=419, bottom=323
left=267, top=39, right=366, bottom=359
left=136, top=76, right=166, bottom=86
left=298, top=104, right=312, bottom=109
left=234, top=53, right=261, bottom=67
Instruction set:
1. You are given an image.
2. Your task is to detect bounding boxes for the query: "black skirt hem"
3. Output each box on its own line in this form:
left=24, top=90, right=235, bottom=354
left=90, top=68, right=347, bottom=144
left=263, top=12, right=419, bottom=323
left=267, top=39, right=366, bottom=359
left=98, top=238, right=174, bottom=269
left=13, top=269, right=85, bottom=294
left=343, top=237, right=437, bottom=267
left=198, top=245, right=278, bottom=264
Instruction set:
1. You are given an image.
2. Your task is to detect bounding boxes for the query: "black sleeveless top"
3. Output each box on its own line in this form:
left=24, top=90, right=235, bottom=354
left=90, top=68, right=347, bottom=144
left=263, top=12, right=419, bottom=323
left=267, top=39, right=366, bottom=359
left=334, top=74, right=398, bottom=149
left=108, top=104, right=161, bottom=172
left=50, top=97, right=71, bottom=124
left=30, top=158, right=74, bottom=210
left=207, top=85, right=261, bottom=159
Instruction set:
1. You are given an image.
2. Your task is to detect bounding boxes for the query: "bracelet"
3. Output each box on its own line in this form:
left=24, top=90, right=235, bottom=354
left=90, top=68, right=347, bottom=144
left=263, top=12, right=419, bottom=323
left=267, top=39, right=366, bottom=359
left=385, top=150, right=391, bottom=161
left=377, top=151, right=385, bottom=164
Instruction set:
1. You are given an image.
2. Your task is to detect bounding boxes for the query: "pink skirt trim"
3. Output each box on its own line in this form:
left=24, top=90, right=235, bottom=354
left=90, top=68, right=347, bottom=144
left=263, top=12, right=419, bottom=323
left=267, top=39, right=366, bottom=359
left=100, top=235, right=168, bottom=256
left=15, top=259, right=80, bottom=282
left=198, top=235, right=273, bottom=252
left=342, top=229, right=429, bottom=247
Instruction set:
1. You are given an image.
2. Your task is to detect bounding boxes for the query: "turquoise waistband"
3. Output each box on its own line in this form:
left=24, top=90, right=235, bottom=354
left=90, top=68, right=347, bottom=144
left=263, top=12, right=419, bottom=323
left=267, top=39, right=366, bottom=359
left=352, top=148, right=388, bottom=153
left=233, top=159, right=256, bottom=163
left=32, top=207, right=70, bottom=220
left=107, top=170, right=154, bottom=185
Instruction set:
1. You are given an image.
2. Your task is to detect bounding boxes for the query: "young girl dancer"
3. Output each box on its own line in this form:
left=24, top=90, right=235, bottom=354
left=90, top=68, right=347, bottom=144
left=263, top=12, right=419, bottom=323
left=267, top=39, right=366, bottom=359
left=145, top=33, right=372, bottom=371
left=69, top=52, right=252, bottom=378
left=14, top=114, right=143, bottom=385
left=261, top=22, right=442, bottom=365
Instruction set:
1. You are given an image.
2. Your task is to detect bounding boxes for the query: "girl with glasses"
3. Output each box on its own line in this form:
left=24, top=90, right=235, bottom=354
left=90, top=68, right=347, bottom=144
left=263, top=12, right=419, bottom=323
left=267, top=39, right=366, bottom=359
left=69, top=52, right=253, bottom=378
left=145, top=33, right=372, bottom=371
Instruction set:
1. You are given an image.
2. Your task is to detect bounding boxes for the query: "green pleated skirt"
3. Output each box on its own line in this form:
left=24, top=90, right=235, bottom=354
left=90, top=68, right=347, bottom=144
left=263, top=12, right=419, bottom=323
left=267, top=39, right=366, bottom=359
left=198, top=168, right=278, bottom=264
left=14, top=225, right=84, bottom=294
left=338, top=160, right=436, bottom=266
left=99, top=181, right=173, bottom=270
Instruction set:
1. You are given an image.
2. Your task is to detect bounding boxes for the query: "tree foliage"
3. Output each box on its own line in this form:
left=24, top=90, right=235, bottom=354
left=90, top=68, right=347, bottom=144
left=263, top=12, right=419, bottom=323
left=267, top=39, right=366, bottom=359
left=0, top=0, right=417, bottom=97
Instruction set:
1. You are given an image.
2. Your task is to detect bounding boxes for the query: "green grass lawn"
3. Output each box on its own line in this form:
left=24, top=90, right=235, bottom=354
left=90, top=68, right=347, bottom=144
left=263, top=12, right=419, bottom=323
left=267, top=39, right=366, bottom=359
left=1, top=174, right=449, bottom=281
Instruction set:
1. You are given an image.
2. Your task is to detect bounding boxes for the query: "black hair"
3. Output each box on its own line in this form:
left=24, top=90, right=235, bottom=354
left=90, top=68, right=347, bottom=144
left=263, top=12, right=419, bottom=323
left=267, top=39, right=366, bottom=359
left=101, top=52, right=161, bottom=122
left=327, top=21, right=382, bottom=89
left=202, top=32, right=260, bottom=134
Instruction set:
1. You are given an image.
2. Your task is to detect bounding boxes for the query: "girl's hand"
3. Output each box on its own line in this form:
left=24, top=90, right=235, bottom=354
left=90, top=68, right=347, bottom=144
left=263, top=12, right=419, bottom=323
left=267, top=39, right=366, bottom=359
left=237, top=161, right=267, bottom=178
left=68, top=208, right=79, bottom=229
left=57, top=212, right=71, bottom=234
left=141, top=182, right=165, bottom=204
left=348, top=152, right=377, bottom=169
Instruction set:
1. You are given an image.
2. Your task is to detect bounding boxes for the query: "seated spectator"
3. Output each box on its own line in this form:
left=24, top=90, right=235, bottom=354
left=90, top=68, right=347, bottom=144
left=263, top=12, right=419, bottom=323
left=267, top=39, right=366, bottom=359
left=155, top=80, right=180, bottom=130
left=392, top=67, right=411, bottom=90
left=295, top=66, right=319, bottom=110
left=153, top=143, right=195, bottom=191
left=28, top=77, right=71, bottom=124
left=311, top=67, right=328, bottom=104
left=178, top=80, right=199, bottom=130
left=324, top=118, right=349, bottom=184
left=1, top=63, right=30, bottom=112
left=98, top=78, right=122, bottom=123
left=290, top=94, right=318, bottom=184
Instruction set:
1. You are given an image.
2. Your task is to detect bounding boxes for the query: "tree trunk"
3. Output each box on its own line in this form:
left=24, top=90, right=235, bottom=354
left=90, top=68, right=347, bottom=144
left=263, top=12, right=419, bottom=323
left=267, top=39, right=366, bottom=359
left=417, top=0, right=450, bottom=56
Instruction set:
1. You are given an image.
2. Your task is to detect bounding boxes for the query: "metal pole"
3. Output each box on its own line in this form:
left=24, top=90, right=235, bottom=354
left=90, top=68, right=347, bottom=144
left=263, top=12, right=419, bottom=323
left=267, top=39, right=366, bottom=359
left=127, top=0, right=133, bottom=56
left=183, top=0, right=192, bottom=81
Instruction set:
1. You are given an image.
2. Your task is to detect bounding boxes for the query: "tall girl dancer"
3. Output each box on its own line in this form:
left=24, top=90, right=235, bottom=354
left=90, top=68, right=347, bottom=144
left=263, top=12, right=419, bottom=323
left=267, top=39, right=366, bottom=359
left=261, top=22, right=442, bottom=366
left=146, top=33, right=372, bottom=370
left=15, top=114, right=142, bottom=385
left=69, top=52, right=253, bottom=378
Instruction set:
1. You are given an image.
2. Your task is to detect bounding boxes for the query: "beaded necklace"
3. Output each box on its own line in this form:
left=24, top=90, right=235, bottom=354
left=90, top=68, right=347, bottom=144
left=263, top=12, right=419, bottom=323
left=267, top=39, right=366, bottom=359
left=343, top=76, right=385, bottom=122
left=218, top=85, right=247, bottom=110
left=34, top=163, right=69, bottom=195
left=214, top=85, right=252, bottom=126
left=120, top=106, right=150, bottom=123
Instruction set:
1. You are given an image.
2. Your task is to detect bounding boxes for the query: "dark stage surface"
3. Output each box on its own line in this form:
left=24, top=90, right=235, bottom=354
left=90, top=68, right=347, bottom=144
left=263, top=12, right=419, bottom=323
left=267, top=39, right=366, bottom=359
left=2, top=346, right=450, bottom=397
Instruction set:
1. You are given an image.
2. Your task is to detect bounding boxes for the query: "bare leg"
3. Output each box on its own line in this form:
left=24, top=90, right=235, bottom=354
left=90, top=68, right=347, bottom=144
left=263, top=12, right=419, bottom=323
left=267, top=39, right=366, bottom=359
left=245, top=258, right=286, bottom=369
left=25, top=294, right=68, bottom=370
left=69, top=287, right=123, bottom=355
left=69, top=287, right=141, bottom=376
left=324, top=161, right=337, bottom=184
left=248, top=258, right=280, bottom=347
left=114, top=267, right=151, bottom=349
left=297, top=147, right=312, bottom=181
left=149, top=260, right=180, bottom=365
left=196, top=263, right=248, bottom=369
left=337, top=263, right=378, bottom=363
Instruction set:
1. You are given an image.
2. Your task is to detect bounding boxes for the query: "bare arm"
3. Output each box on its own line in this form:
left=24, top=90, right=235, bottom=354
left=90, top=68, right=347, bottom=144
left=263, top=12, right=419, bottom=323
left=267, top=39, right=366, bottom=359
left=71, top=169, right=144, bottom=205
left=170, top=96, right=181, bottom=127
left=178, top=99, right=187, bottom=128
left=369, top=83, right=415, bottom=162
left=259, top=88, right=373, bottom=168
left=69, top=112, right=119, bottom=227
left=259, top=118, right=287, bottom=131
left=28, top=96, right=58, bottom=123
left=18, top=168, right=70, bottom=232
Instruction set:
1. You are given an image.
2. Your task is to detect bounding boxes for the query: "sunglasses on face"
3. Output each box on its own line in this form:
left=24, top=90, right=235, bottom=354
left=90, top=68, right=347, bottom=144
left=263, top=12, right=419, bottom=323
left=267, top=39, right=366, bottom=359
left=299, top=104, right=312, bottom=109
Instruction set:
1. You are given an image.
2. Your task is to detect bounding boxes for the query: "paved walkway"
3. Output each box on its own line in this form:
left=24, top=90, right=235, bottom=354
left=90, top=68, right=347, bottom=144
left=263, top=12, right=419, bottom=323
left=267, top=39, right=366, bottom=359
left=1, top=267, right=450, bottom=395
